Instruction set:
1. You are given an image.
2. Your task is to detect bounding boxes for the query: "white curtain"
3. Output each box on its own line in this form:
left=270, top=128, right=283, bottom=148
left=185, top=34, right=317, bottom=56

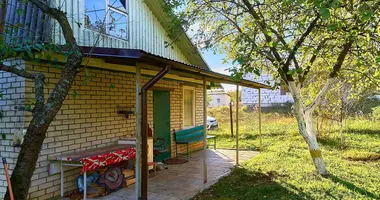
left=184, top=89, right=194, bottom=127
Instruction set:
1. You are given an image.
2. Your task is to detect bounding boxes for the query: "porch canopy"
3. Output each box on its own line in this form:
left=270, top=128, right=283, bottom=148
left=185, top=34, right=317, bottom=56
left=81, top=47, right=271, bottom=200
left=81, top=47, right=271, bottom=89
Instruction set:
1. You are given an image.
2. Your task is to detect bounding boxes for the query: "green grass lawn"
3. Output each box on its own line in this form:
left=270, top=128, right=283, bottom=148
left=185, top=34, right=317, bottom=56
left=194, top=107, right=380, bottom=200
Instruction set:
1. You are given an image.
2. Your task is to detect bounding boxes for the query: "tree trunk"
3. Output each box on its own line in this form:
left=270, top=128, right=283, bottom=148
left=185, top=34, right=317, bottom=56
left=5, top=118, right=49, bottom=200
left=4, top=52, right=81, bottom=200
left=290, top=83, right=328, bottom=175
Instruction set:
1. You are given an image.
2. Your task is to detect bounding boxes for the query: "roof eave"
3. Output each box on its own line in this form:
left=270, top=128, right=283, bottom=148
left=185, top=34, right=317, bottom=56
left=143, top=0, right=210, bottom=71
left=80, top=47, right=271, bottom=89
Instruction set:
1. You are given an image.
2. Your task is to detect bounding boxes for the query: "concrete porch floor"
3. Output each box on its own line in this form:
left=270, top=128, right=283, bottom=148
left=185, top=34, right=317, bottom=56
left=93, top=149, right=259, bottom=200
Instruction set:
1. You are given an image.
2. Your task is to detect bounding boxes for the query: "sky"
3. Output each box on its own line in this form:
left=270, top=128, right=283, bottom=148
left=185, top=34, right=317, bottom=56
left=187, top=23, right=238, bottom=91
left=200, top=50, right=238, bottom=91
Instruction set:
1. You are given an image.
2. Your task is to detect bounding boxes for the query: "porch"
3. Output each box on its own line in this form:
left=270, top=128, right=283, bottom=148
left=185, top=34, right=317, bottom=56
left=78, top=47, right=270, bottom=200
left=91, top=149, right=259, bottom=200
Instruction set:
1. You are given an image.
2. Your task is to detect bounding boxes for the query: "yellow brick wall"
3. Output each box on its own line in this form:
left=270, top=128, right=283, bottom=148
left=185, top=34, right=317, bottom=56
left=21, top=63, right=205, bottom=199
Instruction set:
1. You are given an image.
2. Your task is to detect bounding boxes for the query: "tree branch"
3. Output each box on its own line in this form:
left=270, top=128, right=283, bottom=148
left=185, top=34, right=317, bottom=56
left=330, top=39, right=354, bottom=78
left=0, top=63, right=36, bottom=79
left=300, top=37, right=332, bottom=83
left=240, top=0, right=283, bottom=63
left=27, top=0, right=83, bottom=115
left=305, top=78, right=336, bottom=113
left=284, top=16, right=320, bottom=69
left=305, top=39, right=354, bottom=113
left=0, top=63, right=46, bottom=111
left=240, top=0, right=294, bottom=83
left=343, top=68, right=380, bottom=88
left=33, top=73, right=45, bottom=114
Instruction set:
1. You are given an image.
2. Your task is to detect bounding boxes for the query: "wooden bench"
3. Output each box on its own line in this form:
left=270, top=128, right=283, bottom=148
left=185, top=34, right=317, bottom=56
left=174, top=125, right=205, bottom=160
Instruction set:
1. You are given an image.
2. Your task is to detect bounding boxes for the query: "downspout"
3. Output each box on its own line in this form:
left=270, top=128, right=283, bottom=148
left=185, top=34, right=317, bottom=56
left=140, top=65, right=171, bottom=200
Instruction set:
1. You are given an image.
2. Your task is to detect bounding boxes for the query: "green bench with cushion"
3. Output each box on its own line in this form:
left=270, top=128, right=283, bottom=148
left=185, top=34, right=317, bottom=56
left=175, top=125, right=217, bottom=160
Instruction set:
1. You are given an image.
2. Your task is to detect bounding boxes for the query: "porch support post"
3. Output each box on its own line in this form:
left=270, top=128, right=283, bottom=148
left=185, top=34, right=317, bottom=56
left=141, top=66, right=171, bottom=200
left=236, top=85, right=239, bottom=165
left=203, top=77, right=208, bottom=184
left=258, top=88, right=262, bottom=152
left=135, top=63, right=141, bottom=200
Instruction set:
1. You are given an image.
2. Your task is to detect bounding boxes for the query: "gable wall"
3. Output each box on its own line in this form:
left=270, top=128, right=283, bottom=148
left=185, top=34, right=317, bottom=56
left=209, top=93, right=231, bottom=108
left=242, top=73, right=293, bottom=107
left=51, top=0, right=190, bottom=64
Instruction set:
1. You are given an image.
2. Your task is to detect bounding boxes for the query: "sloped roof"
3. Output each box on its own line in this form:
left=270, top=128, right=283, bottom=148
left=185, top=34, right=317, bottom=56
left=81, top=47, right=271, bottom=89
left=144, top=0, right=210, bottom=70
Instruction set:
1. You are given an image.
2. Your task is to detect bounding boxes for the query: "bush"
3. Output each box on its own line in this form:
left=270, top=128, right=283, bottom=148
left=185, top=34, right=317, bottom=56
left=372, top=106, right=380, bottom=120
left=208, top=106, right=230, bottom=118
left=351, top=97, right=380, bottom=116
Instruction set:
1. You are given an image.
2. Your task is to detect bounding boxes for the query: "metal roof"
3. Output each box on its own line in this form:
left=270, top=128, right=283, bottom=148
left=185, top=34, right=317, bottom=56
left=144, top=0, right=210, bottom=70
left=80, top=47, right=271, bottom=89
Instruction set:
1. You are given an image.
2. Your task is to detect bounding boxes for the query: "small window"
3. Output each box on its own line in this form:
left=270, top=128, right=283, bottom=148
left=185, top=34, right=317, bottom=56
left=183, top=87, right=195, bottom=127
left=85, top=0, right=128, bottom=39
left=217, top=98, right=221, bottom=103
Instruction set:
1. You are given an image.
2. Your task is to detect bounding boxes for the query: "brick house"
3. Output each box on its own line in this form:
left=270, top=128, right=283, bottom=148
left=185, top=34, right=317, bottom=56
left=242, top=73, right=293, bottom=107
left=0, top=0, right=269, bottom=199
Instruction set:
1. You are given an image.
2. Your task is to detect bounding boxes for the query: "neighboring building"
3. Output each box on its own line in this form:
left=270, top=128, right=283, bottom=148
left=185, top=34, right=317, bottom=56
left=208, top=89, right=231, bottom=108
left=0, top=0, right=268, bottom=199
left=242, top=73, right=293, bottom=107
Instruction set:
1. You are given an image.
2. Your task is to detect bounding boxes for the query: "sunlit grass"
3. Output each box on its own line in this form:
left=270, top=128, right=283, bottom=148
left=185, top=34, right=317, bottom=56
left=195, top=107, right=380, bottom=200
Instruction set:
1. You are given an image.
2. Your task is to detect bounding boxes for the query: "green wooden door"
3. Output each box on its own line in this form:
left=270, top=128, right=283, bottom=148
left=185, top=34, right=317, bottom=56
left=153, top=90, right=171, bottom=162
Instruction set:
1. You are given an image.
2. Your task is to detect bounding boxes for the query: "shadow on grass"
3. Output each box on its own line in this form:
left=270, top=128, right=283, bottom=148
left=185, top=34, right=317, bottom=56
left=345, top=128, right=380, bottom=136
left=212, top=131, right=286, bottom=139
left=193, top=168, right=312, bottom=200
left=328, top=174, right=379, bottom=199
left=317, top=136, right=345, bottom=150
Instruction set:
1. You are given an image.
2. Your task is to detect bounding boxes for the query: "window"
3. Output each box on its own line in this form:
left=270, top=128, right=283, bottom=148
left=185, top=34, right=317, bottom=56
left=217, top=98, right=221, bottom=103
left=85, top=0, right=128, bottom=39
left=183, top=87, right=195, bottom=127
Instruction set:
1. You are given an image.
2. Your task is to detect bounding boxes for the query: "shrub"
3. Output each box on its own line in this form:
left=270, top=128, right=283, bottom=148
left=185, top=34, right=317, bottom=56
left=372, top=106, right=380, bottom=120
left=351, top=97, right=380, bottom=116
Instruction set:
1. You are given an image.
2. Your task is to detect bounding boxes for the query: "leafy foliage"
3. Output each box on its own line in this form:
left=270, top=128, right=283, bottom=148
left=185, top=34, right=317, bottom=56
left=169, top=0, right=379, bottom=174
left=169, top=0, right=379, bottom=96
left=372, top=106, right=380, bottom=120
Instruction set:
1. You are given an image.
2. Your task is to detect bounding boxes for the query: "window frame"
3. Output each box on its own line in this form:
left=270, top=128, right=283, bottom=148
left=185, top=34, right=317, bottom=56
left=84, top=0, right=129, bottom=40
left=183, top=86, right=196, bottom=129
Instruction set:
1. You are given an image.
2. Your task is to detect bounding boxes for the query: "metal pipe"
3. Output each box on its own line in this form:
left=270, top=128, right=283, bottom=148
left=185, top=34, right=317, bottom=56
left=60, top=161, right=64, bottom=197
left=135, top=63, right=141, bottom=200
left=140, top=65, right=171, bottom=200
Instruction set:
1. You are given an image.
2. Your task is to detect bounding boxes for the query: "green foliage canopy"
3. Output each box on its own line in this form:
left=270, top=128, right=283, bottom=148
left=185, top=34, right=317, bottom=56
left=169, top=0, right=379, bottom=93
